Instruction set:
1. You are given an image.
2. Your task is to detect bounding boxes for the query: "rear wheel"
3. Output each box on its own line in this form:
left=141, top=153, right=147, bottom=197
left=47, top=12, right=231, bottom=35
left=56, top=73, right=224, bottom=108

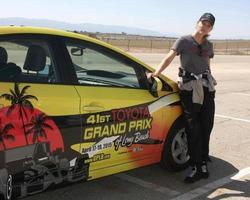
left=160, top=117, right=189, bottom=171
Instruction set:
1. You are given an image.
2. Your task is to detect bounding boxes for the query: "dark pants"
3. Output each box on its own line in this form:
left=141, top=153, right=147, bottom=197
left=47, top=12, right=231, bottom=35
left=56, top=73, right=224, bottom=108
left=180, top=87, right=215, bottom=166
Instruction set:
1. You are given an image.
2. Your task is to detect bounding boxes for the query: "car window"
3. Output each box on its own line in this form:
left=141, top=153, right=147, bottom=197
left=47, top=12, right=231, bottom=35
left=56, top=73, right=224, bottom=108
left=65, top=40, right=144, bottom=88
left=0, top=39, right=59, bottom=83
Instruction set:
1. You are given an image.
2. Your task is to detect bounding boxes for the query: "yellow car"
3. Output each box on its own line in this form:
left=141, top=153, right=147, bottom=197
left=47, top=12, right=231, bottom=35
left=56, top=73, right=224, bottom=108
left=0, top=26, right=188, bottom=200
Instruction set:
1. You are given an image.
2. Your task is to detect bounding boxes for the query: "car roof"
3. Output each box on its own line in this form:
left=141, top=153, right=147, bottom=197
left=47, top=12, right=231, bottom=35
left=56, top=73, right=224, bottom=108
left=0, top=26, right=97, bottom=41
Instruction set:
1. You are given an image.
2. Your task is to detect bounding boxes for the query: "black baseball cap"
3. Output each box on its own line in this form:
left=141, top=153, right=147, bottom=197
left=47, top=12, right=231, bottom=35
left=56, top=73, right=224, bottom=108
left=199, top=13, right=215, bottom=26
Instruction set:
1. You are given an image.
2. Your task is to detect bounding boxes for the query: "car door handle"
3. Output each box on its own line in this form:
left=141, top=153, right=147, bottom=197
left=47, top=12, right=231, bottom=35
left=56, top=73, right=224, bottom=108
left=82, top=104, right=104, bottom=113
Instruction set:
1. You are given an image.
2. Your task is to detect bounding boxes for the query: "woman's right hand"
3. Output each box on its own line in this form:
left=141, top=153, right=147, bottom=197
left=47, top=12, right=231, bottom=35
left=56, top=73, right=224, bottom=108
left=146, top=72, right=154, bottom=80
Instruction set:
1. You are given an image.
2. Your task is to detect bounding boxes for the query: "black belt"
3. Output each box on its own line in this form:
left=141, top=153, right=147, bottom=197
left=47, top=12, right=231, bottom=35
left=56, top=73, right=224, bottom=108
left=178, top=68, right=208, bottom=81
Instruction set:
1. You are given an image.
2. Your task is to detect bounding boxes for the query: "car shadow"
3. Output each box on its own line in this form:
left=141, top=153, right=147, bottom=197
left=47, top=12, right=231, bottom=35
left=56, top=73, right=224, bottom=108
left=204, top=179, right=250, bottom=199
left=184, top=156, right=250, bottom=199
left=24, top=155, right=247, bottom=200
left=168, top=155, right=249, bottom=199
left=124, top=155, right=242, bottom=197
left=201, top=156, right=250, bottom=199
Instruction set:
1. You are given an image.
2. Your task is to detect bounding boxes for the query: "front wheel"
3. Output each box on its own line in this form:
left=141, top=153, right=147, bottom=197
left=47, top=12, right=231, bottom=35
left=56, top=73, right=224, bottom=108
left=5, top=175, right=12, bottom=200
left=160, top=117, right=189, bottom=171
left=0, top=169, right=12, bottom=200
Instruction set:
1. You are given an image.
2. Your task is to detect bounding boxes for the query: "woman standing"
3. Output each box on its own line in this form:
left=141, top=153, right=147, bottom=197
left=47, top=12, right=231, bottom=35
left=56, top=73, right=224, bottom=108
left=148, top=13, right=216, bottom=183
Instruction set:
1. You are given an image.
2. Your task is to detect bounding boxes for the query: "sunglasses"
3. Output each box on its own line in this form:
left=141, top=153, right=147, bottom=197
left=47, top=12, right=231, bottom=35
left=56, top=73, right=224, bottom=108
left=197, top=45, right=202, bottom=57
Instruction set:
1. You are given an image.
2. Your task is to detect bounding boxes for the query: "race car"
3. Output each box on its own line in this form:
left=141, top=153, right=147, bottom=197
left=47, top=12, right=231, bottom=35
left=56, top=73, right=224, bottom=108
left=0, top=26, right=189, bottom=199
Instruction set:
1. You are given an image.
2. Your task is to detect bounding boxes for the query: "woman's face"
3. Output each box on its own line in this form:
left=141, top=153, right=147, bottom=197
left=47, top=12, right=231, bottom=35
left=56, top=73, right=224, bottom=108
left=196, top=20, right=213, bottom=36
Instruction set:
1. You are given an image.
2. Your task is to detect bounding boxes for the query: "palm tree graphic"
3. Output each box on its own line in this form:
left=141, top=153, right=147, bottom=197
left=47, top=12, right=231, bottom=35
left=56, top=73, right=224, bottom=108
left=0, top=82, right=38, bottom=144
left=0, top=119, right=15, bottom=150
left=25, top=113, right=53, bottom=144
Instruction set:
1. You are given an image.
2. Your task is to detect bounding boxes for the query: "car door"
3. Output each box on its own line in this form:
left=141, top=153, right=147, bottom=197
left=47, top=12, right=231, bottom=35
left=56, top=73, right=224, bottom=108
left=0, top=35, right=85, bottom=194
left=63, top=38, right=171, bottom=179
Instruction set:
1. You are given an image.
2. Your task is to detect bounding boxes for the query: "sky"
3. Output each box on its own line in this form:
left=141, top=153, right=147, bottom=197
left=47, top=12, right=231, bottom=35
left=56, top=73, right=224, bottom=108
left=0, top=0, right=250, bottom=39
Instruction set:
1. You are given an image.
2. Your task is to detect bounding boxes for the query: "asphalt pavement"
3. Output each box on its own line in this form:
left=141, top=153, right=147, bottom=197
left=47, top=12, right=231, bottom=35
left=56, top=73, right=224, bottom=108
left=24, top=54, right=250, bottom=200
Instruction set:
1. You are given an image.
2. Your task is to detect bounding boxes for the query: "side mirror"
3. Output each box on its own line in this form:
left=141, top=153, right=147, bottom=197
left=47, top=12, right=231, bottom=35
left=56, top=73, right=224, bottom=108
left=150, top=77, right=163, bottom=97
left=71, top=47, right=84, bottom=56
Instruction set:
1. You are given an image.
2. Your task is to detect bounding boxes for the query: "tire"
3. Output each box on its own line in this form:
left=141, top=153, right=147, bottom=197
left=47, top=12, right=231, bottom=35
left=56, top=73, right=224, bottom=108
left=0, top=169, right=12, bottom=200
left=5, top=175, right=12, bottom=200
left=160, top=116, right=190, bottom=171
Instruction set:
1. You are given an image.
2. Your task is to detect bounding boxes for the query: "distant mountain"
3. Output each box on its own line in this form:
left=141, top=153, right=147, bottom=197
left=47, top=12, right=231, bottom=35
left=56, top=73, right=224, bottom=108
left=0, top=17, right=176, bottom=37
